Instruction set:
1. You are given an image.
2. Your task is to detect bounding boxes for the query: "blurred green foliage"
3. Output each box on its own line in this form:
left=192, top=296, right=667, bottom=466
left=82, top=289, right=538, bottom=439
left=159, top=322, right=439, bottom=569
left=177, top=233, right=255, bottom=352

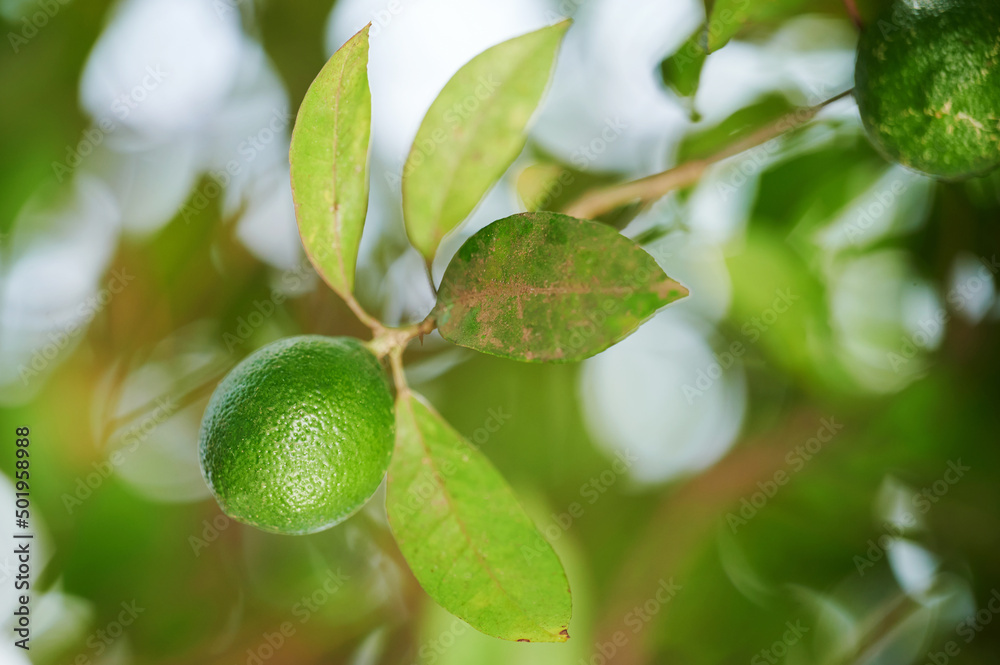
left=2, top=1, right=1000, bottom=664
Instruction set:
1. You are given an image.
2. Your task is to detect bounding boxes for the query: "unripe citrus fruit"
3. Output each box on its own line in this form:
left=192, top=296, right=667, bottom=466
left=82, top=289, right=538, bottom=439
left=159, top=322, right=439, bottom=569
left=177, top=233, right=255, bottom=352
left=854, top=0, right=1000, bottom=179
left=199, top=336, right=394, bottom=535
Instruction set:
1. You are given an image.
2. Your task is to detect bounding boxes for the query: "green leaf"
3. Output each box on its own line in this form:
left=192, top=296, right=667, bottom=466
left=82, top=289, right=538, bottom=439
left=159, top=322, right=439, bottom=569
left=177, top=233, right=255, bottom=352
left=516, top=163, right=574, bottom=213
left=402, top=21, right=570, bottom=261
left=387, top=391, right=572, bottom=643
left=676, top=93, right=794, bottom=162
left=706, top=0, right=842, bottom=52
left=433, top=212, right=689, bottom=362
left=289, top=24, right=372, bottom=299
left=515, top=159, right=641, bottom=229
left=659, top=26, right=708, bottom=118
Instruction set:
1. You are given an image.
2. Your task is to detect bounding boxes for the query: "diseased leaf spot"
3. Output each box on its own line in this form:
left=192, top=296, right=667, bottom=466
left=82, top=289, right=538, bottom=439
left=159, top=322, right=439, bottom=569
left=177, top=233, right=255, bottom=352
left=433, top=212, right=689, bottom=363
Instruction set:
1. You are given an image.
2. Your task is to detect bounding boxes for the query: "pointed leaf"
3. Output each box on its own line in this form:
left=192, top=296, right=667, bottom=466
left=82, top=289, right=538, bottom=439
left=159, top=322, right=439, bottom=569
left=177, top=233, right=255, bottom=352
left=387, top=391, right=572, bottom=643
left=659, top=25, right=708, bottom=105
left=677, top=93, right=795, bottom=162
left=289, top=25, right=372, bottom=299
left=516, top=161, right=641, bottom=228
left=402, top=21, right=570, bottom=260
left=706, top=0, right=842, bottom=52
left=433, top=212, right=689, bottom=362
left=516, top=161, right=619, bottom=214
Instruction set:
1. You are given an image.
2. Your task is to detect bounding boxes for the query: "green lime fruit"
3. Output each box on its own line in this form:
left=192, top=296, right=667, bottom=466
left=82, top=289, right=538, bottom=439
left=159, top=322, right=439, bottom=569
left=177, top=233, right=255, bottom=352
left=855, top=0, right=1000, bottom=179
left=199, top=336, right=394, bottom=535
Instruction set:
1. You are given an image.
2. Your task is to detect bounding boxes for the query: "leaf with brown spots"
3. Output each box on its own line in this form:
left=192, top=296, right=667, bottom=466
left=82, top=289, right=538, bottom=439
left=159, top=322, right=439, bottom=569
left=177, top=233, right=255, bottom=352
left=433, top=212, right=689, bottom=362
left=387, top=391, right=572, bottom=643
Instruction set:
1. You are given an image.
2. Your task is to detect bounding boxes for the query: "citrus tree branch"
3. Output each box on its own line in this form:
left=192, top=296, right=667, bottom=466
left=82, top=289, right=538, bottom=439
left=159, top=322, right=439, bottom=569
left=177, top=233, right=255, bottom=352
left=843, top=0, right=863, bottom=29
left=367, top=314, right=437, bottom=361
left=561, top=89, right=854, bottom=221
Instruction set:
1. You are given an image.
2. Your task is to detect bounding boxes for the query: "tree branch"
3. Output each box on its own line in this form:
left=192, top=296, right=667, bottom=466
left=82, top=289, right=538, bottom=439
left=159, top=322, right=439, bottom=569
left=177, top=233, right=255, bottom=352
left=561, top=89, right=854, bottom=221
left=843, top=0, right=863, bottom=30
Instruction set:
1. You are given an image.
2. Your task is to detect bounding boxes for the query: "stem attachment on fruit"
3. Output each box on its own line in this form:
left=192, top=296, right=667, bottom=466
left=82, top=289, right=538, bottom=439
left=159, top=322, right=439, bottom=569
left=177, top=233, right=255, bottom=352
left=842, top=0, right=863, bottom=29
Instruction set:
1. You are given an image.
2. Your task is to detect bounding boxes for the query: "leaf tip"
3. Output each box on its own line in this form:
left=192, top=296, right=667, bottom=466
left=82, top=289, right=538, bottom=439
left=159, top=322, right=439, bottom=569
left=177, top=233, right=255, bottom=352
left=656, top=277, right=690, bottom=303
left=559, top=628, right=570, bottom=641
left=348, top=22, right=372, bottom=51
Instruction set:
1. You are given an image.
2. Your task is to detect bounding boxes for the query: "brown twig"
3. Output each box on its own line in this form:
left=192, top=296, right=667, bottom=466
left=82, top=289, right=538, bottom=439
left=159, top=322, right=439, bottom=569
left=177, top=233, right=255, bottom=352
left=843, top=0, right=864, bottom=30
left=561, top=90, right=854, bottom=221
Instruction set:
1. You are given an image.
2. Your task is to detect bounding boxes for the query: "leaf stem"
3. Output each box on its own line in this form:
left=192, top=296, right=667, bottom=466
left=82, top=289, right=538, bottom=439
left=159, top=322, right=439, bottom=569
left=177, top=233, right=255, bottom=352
left=843, top=0, right=863, bottom=30
left=388, top=347, right=408, bottom=395
left=561, top=89, right=854, bottom=220
left=343, top=292, right=385, bottom=332
left=366, top=314, right=437, bottom=361
left=424, top=257, right=438, bottom=297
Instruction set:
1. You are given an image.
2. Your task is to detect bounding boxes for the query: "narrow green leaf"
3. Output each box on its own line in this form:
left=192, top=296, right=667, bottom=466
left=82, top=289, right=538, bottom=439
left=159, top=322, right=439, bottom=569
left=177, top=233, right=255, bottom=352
left=707, top=0, right=842, bottom=52
left=659, top=26, right=708, bottom=111
left=387, top=391, right=572, bottom=643
left=433, top=212, right=689, bottom=362
left=402, top=21, right=570, bottom=260
left=289, top=24, right=372, bottom=299
left=516, top=163, right=570, bottom=213
left=707, top=0, right=753, bottom=51
left=676, top=93, right=795, bottom=162
left=516, top=161, right=640, bottom=229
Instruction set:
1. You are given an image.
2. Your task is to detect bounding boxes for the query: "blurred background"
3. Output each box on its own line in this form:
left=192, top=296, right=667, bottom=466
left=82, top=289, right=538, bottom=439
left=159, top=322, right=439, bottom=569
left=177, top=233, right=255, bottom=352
left=2, top=0, right=1000, bottom=663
